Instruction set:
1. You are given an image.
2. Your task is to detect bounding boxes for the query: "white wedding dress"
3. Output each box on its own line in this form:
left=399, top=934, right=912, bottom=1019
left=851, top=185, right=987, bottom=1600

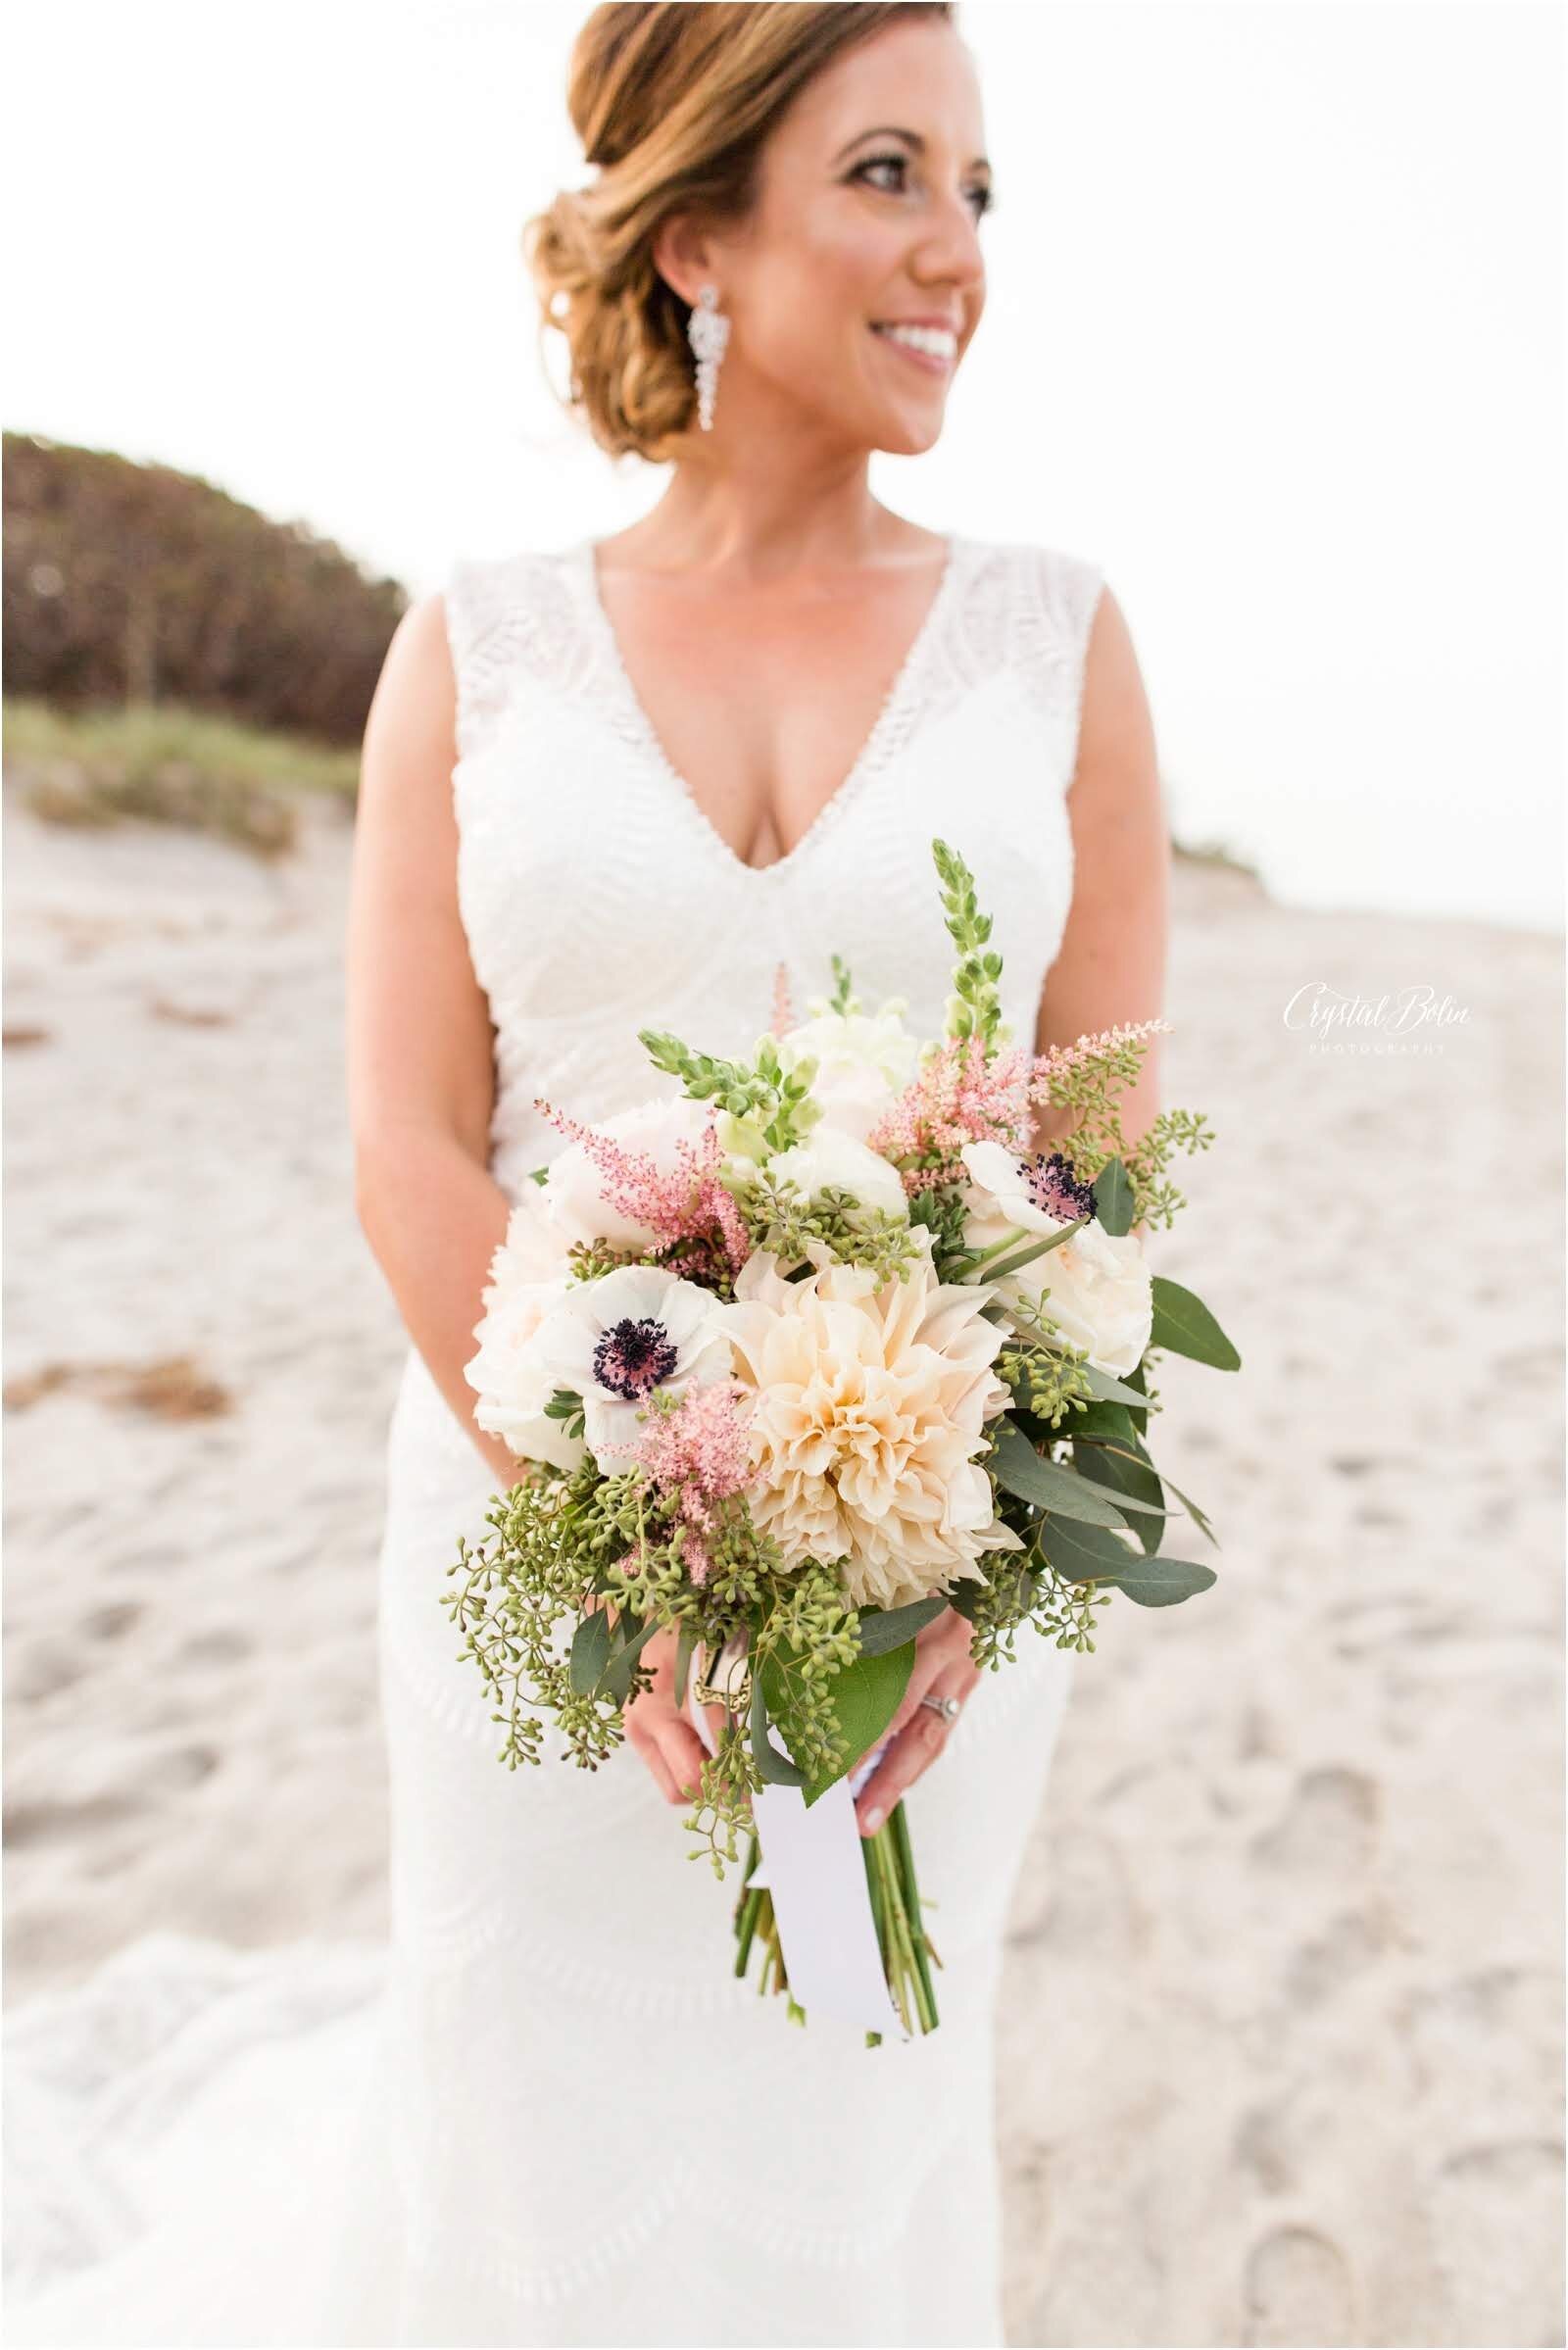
left=5, top=528, right=1104, bottom=2349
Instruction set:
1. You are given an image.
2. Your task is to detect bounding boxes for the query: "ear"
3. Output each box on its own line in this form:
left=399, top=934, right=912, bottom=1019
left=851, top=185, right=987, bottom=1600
left=651, top=212, right=718, bottom=308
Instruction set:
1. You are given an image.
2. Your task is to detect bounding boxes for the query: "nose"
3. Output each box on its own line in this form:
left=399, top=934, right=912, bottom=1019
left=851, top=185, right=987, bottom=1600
left=909, top=184, right=986, bottom=300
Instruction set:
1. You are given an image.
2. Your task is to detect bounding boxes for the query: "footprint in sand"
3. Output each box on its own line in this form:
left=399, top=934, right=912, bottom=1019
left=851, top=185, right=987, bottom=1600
left=1250, top=1764, right=1381, bottom=1876
left=1242, top=2222, right=1359, bottom=2346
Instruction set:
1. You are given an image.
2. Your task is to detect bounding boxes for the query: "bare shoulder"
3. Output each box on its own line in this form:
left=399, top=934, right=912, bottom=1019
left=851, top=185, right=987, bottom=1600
left=364, top=585, right=463, bottom=817
left=1032, top=568, right=1169, bottom=1072
left=1075, top=581, right=1158, bottom=794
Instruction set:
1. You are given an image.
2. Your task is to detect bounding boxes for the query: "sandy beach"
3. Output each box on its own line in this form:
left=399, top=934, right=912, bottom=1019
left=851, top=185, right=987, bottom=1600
left=3, top=785, right=1561, bottom=2346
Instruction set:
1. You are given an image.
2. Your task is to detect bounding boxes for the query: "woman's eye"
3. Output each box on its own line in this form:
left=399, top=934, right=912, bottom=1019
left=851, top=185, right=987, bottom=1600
left=853, top=152, right=995, bottom=220
left=854, top=152, right=910, bottom=196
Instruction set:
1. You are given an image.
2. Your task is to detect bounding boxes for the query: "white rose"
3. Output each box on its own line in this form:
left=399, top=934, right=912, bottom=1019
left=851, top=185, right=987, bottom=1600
left=464, top=1183, right=583, bottom=1472
left=777, top=1002, right=920, bottom=1143
left=762, top=1125, right=909, bottom=1230
left=957, top=1139, right=1152, bottom=1378
left=540, top=1093, right=716, bottom=1251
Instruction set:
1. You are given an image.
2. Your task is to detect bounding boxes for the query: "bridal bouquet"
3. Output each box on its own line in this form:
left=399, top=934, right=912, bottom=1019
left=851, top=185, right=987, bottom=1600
left=443, top=839, right=1239, bottom=2040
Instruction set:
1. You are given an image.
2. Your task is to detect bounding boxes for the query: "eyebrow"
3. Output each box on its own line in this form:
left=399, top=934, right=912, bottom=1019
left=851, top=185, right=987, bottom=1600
left=834, top=125, right=992, bottom=173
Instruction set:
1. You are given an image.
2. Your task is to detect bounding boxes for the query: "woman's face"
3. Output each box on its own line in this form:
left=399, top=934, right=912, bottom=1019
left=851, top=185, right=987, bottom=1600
left=673, top=19, right=992, bottom=459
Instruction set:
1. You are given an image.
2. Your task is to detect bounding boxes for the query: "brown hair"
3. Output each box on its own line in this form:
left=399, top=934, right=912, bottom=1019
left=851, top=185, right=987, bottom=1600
left=523, top=2, right=958, bottom=464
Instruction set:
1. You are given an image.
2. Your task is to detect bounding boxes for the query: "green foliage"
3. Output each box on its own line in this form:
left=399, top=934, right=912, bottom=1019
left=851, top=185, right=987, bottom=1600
left=1071, top=1432, right=1168, bottom=1554
left=995, top=1320, right=1102, bottom=1429
left=954, top=1542, right=1113, bottom=1664
left=1149, top=1276, right=1243, bottom=1370
left=1041, top=1068, right=1213, bottom=1238
left=856, top=1597, right=946, bottom=1653
left=734, top=1168, right=925, bottom=1286
left=638, top=1026, right=821, bottom=1151
left=1093, top=1553, right=1217, bottom=1606
left=793, top=1644, right=914, bottom=1808
left=4, top=430, right=403, bottom=742
left=5, top=695, right=361, bottom=858
left=908, top=1180, right=971, bottom=1273
left=931, top=837, right=1009, bottom=1050
left=443, top=1446, right=872, bottom=1877
left=1092, top=1156, right=1135, bottom=1235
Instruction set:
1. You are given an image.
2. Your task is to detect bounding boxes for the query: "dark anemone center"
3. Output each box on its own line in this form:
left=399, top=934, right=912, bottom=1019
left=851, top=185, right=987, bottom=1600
left=593, top=1315, right=679, bottom=1400
left=1022, top=1150, right=1099, bottom=1226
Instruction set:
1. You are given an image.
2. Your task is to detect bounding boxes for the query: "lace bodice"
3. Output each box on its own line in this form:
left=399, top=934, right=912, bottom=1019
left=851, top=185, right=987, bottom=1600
left=444, top=532, right=1104, bottom=1198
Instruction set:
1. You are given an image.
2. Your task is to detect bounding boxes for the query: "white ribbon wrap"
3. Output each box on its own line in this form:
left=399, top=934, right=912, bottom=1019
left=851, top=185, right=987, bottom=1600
left=689, top=1638, right=908, bottom=2040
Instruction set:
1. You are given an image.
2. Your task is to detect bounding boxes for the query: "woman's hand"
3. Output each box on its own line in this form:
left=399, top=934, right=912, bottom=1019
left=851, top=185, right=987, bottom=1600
left=620, top=1609, right=981, bottom=1828
left=622, top=1626, right=720, bottom=1807
left=852, top=1604, right=981, bottom=1836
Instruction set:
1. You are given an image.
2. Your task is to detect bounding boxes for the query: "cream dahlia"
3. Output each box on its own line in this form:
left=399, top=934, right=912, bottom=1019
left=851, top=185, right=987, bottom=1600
left=712, top=1226, right=1024, bottom=1612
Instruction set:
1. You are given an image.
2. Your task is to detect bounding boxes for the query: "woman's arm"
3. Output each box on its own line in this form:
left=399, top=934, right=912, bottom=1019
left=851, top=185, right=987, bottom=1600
left=344, top=591, right=520, bottom=1488
left=854, top=584, right=1171, bottom=1834
left=1030, top=584, right=1170, bottom=1159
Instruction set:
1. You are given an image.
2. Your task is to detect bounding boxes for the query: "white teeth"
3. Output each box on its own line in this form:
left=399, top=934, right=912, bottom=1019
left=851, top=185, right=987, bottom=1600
left=873, top=322, right=957, bottom=361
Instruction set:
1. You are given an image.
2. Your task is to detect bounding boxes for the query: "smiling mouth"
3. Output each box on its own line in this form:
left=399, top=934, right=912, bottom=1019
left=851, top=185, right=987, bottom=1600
left=869, top=321, right=958, bottom=374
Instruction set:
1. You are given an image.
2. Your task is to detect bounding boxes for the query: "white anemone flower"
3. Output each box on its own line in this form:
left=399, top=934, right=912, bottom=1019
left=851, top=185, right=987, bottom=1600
left=525, top=1261, right=734, bottom=1473
left=957, top=1139, right=1152, bottom=1378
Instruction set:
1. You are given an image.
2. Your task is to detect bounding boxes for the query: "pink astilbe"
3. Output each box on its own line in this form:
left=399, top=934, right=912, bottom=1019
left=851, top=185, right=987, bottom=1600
left=867, top=1018, right=1175, bottom=1195
left=623, top=1380, right=759, bottom=1586
left=1032, top=1016, right=1172, bottom=1084
left=865, top=1035, right=1037, bottom=1194
left=533, top=1095, right=752, bottom=1275
left=770, top=959, right=795, bottom=1037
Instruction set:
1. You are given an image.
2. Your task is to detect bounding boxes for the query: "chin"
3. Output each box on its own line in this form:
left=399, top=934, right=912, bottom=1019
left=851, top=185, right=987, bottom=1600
left=872, top=414, right=945, bottom=458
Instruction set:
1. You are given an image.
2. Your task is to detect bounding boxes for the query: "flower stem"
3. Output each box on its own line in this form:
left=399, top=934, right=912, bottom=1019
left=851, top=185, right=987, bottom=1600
left=890, top=1799, right=940, bottom=2028
left=875, top=1814, right=937, bottom=2034
left=871, top=1822, right=922, bottom=2033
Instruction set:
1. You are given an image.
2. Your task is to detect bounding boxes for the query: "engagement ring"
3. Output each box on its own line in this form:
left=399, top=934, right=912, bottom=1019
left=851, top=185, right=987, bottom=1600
left=920, top=1693, right=962, bottom=1724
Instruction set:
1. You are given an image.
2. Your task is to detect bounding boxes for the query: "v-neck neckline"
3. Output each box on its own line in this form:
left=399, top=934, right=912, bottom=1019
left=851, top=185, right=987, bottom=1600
left=569, top=530, right=967, bottom=884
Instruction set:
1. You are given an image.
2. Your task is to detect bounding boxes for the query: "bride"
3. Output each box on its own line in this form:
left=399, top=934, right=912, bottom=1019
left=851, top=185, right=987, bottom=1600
left=6, top=5, right=1167, bottom=2345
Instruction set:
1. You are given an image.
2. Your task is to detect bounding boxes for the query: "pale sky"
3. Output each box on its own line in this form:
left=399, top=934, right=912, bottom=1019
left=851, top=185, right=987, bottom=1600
left=5, top=0, right=1562, bottom=929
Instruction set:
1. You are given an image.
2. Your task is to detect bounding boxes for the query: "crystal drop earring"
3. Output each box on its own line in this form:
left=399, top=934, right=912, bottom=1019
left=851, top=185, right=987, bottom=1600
left=686, top=282, right=730, bottom=432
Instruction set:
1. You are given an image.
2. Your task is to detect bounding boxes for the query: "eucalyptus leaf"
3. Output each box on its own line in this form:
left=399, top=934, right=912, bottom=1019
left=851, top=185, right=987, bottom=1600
left=1094, top=1553, right=1217, bottom=1607
left=1158, top=1473, right=1220, bottom=1549
left=1150, top=1277, right=1242, bottom=1371
left=990, top=1419, right=1161, bottom=1526
left=598, top=1615, right=660, bottom=1705
left=1072, top=1437, right=1167, bottom=1555
left=792, top=1645, right=914, bottom=1809
left=1093, top=1157, right=1134, bottom=1236
left=673, top=1622, right=695, bottom=1709
left=1036, top=1515, right=1144, bottom=1584
left=1120, top=1358, right=1151, bottom=1436
left=1078, top=1360, right=1154, bottom=1411
left=1058, top=1400, right=1137, bottom=1446
left=568, top=1609, right=612, bottom=1696
left=856, top=1597, right=946, bottom=1655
